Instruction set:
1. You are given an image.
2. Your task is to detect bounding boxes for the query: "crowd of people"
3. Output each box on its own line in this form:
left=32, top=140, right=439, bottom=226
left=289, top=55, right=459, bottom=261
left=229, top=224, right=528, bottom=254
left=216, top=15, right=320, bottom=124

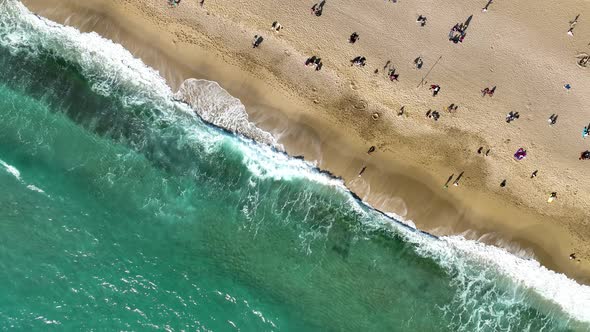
left=449, top=16, right=472, bottom=44
left=167, top=0, right=589, bottom=261
left=238, top=0, right=588, bottom=208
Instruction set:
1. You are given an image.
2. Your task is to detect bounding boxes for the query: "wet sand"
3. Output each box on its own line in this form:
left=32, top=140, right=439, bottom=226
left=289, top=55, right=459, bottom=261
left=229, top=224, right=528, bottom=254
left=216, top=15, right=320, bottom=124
left=22, top=0, right=590, bottom=283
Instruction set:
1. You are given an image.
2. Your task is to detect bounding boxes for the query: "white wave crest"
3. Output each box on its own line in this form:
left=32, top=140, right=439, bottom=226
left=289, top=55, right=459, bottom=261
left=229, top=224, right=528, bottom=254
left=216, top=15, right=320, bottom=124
left=1, top=158, right=48, bottom=195
left=0, top=159, right=21, bottom=180
left=0, top=0, right=173, bottom=108
left=175, top=79, right=281, bottom=150
left=409, top=233, right=590, bottom=325
left=0, top=0, right=278, bottom=151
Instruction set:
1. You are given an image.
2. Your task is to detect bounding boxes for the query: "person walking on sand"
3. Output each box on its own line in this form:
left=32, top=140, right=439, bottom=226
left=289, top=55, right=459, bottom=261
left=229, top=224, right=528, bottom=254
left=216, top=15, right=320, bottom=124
left=568, top=14, right=579, bottom=36
left=444, top=174, right=454, bottom=188
left=358, top=166, right=367, bottom=177
left=453, top=171, right=464, bottom=186
left=367, top=146, right=376, bottom=154
left=482, top=0, right=493, bottom=12
left=200, top=0, right=205, bottom=7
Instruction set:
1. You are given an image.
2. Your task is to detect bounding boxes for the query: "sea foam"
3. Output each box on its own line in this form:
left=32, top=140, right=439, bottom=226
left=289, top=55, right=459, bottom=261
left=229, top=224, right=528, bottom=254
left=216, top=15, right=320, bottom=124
left=175, top=79, right=282, bottom=150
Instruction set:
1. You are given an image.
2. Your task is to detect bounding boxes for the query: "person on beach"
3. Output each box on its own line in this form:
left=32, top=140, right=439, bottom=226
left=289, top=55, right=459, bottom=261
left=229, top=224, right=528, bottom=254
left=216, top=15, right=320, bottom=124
left=548, top=114, right=558, bottom=125
left=417, top=15, right=427, bottom=27
left=580, top=150, right=590, bottom=160
left=488, top=86, right=496, bottom=97
left=548, top=192, right=557, bottom=203
left=169, top=0, right=181, bottom=7
left=583, top=125, right=589, bottom=138
left=568, top=15, right=579, bottom=36
left=358, top=166, right=367, bottom=177
left=445, top=104, right=458, bottom=113
left=311, top=0, right=326, bottom=16
left=514, top=148, right=527, bottom=160
left=414, top=57, right=423, bottom=69
left=500, top=179, right=507, bottom=187
left=431, top=111, right=440, bottom=121
left=271, top=21, right=283, bottom=32
left=367, top=146, right=376, bottom=154
left=200, top=0, right=205, bottom=7
left=444, top=174, right=454, bottom=188
left=349, top=32, right=359, bottom=44
left=531, top=170, right=538, bottom=178
left=430, top=84, right=441, bottom=97
left=351, top=56, right=367, bottom=66
left=477, top=147, right=483, bottom=154
left=506, top=111, right=520, bottom=123
left=252, top=35, right=264, bottom=48
left=305, top=56, right=323, bottom=71
left=482, top=0, right=493, bottom=12
left=383, top=60, right=391, bottom=70
left=453, top=171, right=464, bottom=186
left=388, top=68, right=399, bottom=81
left=315, top=58, right=323, bottom=71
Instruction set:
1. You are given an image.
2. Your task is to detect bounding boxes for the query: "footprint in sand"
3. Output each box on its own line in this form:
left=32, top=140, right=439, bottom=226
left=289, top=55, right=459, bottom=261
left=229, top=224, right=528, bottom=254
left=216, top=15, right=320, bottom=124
left=355, top=99, right=368, bottom=111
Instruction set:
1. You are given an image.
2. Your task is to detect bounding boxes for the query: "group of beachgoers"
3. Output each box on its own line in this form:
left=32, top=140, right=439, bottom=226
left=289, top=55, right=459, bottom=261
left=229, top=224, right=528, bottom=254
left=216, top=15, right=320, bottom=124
left=168, top=0, right=589, bottom=260
left=196, top=0, right=589, bottom=197
left=449, top=16, right=472, bottom=44
left=305, top=56, right=323, bottom=71
left=351, top=56, right=367, bottom=67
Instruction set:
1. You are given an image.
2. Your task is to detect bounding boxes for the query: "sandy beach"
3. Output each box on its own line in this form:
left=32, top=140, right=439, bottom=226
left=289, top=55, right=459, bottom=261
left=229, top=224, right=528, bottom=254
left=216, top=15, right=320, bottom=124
left=21, top=0, right=590, bottom=283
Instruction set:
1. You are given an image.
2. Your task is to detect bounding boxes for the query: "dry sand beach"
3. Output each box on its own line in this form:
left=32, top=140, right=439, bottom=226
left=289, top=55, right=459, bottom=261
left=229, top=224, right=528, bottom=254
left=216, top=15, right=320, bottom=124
left=21, top=0, right=590, bottom=282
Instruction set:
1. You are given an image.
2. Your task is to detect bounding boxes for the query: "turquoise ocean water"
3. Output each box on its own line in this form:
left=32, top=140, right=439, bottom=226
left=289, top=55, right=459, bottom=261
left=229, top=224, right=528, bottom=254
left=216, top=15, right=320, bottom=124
left=1, top=1, right=589, bottom=330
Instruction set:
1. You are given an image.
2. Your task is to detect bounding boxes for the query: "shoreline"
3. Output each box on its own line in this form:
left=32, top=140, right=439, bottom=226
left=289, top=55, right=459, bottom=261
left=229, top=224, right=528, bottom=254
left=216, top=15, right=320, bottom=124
left=21, top=0, right=590, bottom=283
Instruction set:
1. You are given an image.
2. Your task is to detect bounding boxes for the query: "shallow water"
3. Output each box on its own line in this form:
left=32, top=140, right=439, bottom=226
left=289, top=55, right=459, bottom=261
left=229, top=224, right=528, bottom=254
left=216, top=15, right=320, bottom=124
left=0, top=1, right=589, bottom=330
